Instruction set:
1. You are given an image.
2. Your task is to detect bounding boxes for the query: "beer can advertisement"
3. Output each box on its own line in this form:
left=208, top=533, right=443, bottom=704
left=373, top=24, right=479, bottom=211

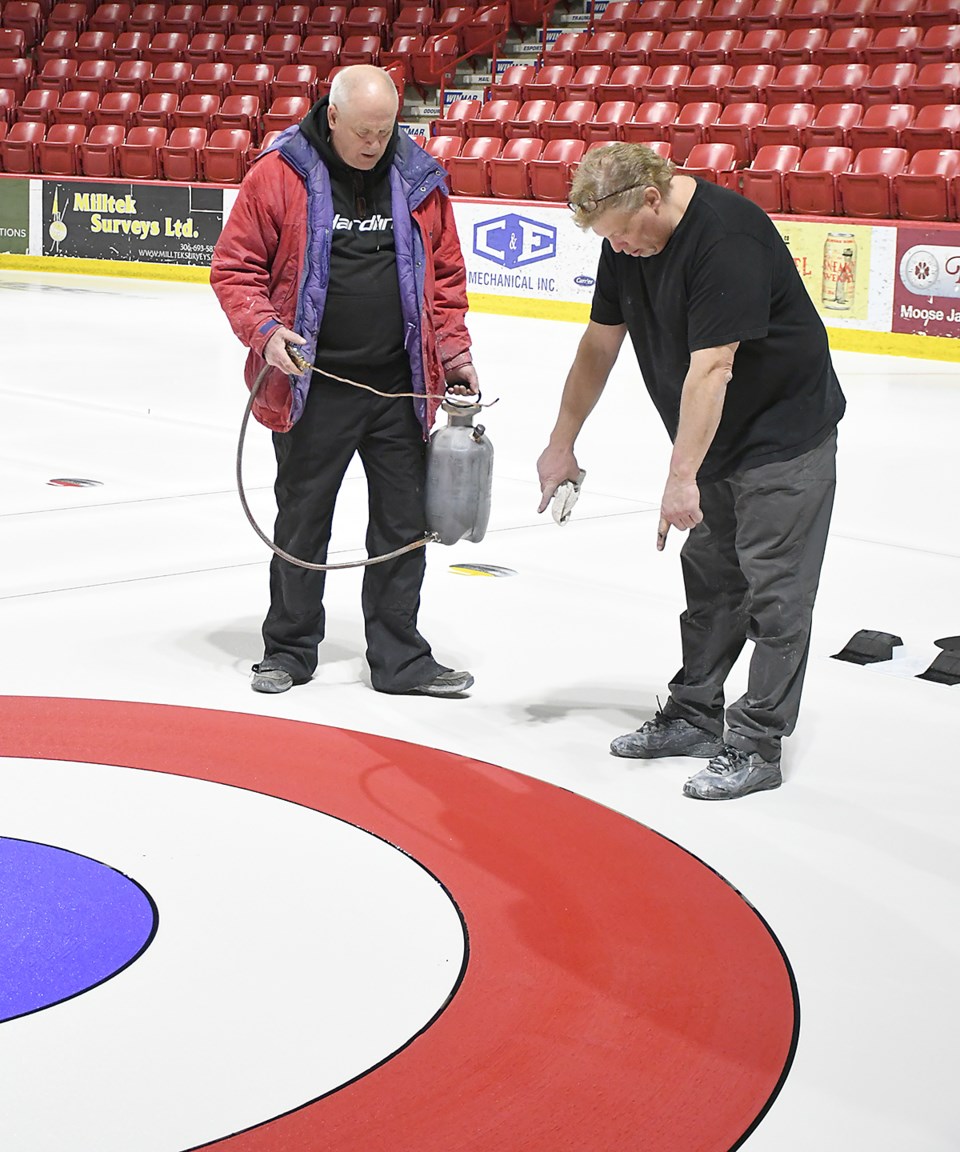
left=892, top=228, right=960, bottom=339
left=41, top=182, right=223, bottom=266
left=773, top=220, right=875, bottom=325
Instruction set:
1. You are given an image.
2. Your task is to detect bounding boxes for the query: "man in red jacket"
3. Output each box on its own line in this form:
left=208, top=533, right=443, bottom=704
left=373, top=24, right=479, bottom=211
left=211, top=65, right=479, bottom=698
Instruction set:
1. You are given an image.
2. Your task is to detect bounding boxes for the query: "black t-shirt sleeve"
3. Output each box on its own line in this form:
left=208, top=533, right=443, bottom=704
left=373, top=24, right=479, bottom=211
left=686, top=232, right=773, bottom=352
left=590, top=240, right=625, bottom=326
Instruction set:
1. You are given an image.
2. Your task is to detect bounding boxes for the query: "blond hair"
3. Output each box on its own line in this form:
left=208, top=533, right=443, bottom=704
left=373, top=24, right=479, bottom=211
left=568, top=143, right=676, bottom=230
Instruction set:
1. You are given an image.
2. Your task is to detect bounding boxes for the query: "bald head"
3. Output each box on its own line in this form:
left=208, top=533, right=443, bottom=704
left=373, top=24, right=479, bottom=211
left=328, top=66, right=399, bottom=170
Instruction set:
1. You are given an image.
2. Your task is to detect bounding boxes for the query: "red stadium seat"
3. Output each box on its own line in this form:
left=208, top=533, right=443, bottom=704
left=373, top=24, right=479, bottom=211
left=562, top=65, right=611, bottom=103
left=895, top=144, right=960, bottom=215
left=915, top=0, right=960, bottom=29
left=529, top=136, right=586, bottom=200
left=270, top=63, right=318, bottom=103
left=816, top=28, right=875, bottom=68
left=640, top=63, right=690, bottom=101
left=212, top=93, right=260, bottom=138
left=380, top=35, right=422, bottom=84
left=596, top=64, right=652, bottom=103
left=766, top=64, right=823, bottom=107
left=79, top=121, right=123, bottom=175
left=780, top=0, right=832, bottom=31
left=128, top=3, right=165, bottom=35
left=201, top=125, right=251, bottom=181
left=47, top=3, right=89, bottom=36
left=234, top=4, right=274, bottom=36
left=914, top=24, right=960, bottom=64
left=862, top=25, right=923, bottom=66
left=825, top=0, right=878, bottom=30
left=186, top=62, right=234, bottom=98
left=582, top=99, right=636, bottom=143
left=341, top=3, right=387, bottom=41
left=0, top=58, right=34, bottom=102
left=423, top=134, right=461, bottom=163
left=677, top=139, right=738, bottom=183
left=488, top=136, right=543, bottom=198
left=52, top=88, right=99, bottom=127
left=774, top=28, right=829, bottom=69
left=93, top=89, right=140, bottom=127
left=172, top=92, right=220, bottom=130
left=904, top=60, right=960, bottom=104
left=665, top=98, right=721, bottom=161
left=36, top=57, right=80, bottom=95
left=270, top=4, right=312, bottom=36
left=837, top=145, right=909, bottom=214
left=0, top=88, right=16, bottom=126
left=72, top=30, right=115, bottom=62
left=624, top=1, right=677, bottom=36
left=226, top=63, right=275, bottom=105
left=621, top=98, right=678, bottom=141
left=541, top=98, right=596, bottom=140
left=185, top=33, right=226, bottom=66
left=720, top=63, right=777, bottom=103
left=690, top=29, right=743, bottom=68
left=461, top=4, right=510, bottom=58
left=0, top=119, right=44, bottom=171
left=72, top=58, right=117, bottom=96
left=699, top=0, right=753, bottom=27
left=523, top=64, right=575, bottom=102
left=117, top=123, right=166, bottom=177
left=648, top=30, right=702, bottom=69
left=261, top=94, right=310, bottom=133
left=740, top=142, right=802, bottom=210
left=200, top=5, right=240, bottom=35
left=134, top=89, right=178, bottom=128
left=159, top=123, right=207, bottom=179
left=815, top=63, right=871, bottom=109
left=411, top=34, right=458, bottom=87
left=613, top=30, right=664, bottom=68
left=221, top=33, right=265, bottom=69
left=143, top=32, right=190, bottom=66
left=665, top=0, right=711, bottom=32
left=392, top=6, right=432, bottom=37
left=2, top=1, right=42, bottom=49
left=730, top=29, right=785, bottom=69
left=866, top=0, right=922, bottom=29
left=90, top=3, right=132, bottom=36
left=446, top=135, right=501, bottom=195
left=859, top=61, right=918, bottom=104
left=848, top=103, right=916, bottom=149
left=782, top=144, right=853, bottom=212
left=434, top=97, right=481, bottom=137
left=487, top=64, right=536, bottom=102
left=145, top=61, right=192, bottom=97
left=162, top=4, right=203, bottom=34
left=541, top=31, right=589, bottom=67
left=111, top=31, right=152, bottom=62
left=113, top=59, right=153, bottom=95
left=37, top=32, right=75, bottom=71
left=597, top=1, right=641, bottom=33
left=704, top=99, right=766, bottom=162
left=467, top=97, right=523, bottom=138
left=16, top=88, right=60, bottom=125
left=677, top=63, right=734, bottom=104
left=261, top=32, right=303, bottom=68
left=740, top=0, right=792, bottom=27
left=801, top=102, right=864, bottom=148
left=752, top=101, right=817, bottom=148
left=37, top=121, right=85, bottom=173
left=900, top=101, right=960, bottom=151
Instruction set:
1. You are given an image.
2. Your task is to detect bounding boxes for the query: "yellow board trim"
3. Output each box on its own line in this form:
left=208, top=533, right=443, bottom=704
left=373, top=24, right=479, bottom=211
left=0, top=254, right=211, bottom=284
left=467, top=293, right=960, bottom=363
left=3, top=258, right=957, bottom=362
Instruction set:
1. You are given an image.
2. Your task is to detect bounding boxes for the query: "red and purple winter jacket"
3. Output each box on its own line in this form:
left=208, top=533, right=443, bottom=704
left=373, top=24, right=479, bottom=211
left=210, top=126, right=473, bottom=435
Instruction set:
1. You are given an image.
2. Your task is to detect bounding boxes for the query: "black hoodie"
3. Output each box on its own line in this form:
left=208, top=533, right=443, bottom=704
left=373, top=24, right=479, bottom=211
left=299, top=97, right=407, bottom=384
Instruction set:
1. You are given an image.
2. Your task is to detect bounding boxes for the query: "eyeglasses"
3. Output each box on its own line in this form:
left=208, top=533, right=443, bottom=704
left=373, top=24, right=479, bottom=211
left=568, top=183, right=647, bottom=214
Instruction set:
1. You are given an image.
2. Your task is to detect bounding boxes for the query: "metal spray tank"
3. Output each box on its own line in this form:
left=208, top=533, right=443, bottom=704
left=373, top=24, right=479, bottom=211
left=425, top=396, right=494, bottom=545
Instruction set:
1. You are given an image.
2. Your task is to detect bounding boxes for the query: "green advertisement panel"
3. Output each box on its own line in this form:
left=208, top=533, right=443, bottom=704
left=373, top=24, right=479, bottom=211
left=41, top=181, right=222, bottom=266
left=0, top=179, right=30, bottom=255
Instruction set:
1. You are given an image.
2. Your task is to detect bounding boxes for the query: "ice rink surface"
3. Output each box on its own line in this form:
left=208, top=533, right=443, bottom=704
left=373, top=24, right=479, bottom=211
left=1, top=268, right=958, bottom=1150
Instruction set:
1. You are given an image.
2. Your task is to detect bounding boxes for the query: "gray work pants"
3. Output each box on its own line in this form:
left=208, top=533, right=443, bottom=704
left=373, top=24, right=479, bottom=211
left=663, top=429, right=838, bottom=762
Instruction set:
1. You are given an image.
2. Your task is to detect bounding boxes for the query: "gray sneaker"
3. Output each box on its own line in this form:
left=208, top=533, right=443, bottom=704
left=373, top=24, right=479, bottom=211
left=406, top=670, right=474, bottom=697
left=683, top=746, right=782, bottom=800
left=251, top=665, right=294, bottom=694
left=611, top=712, right=723, bottom=759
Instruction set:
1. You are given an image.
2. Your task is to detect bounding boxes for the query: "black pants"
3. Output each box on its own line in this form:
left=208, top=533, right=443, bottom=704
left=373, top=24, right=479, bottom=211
left=663, top=430, right=838, bottom=762
left=259, top=370, right=447, bottom=693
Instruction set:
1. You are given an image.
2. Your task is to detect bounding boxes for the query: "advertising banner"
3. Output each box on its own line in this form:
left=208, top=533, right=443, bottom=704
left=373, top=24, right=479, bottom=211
left=0, top=178, right=29, bottom=256
left=892, top=227, right=960, bottom=339
left=772, top=218, right=897, bottom=331
left=452, top=200, right=601, bottom=318
left=40, top=181, right=223, bottom=266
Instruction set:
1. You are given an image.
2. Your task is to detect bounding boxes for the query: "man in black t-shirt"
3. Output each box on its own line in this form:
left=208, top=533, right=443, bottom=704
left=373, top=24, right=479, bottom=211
left=537, top=143, right=845, bottom=801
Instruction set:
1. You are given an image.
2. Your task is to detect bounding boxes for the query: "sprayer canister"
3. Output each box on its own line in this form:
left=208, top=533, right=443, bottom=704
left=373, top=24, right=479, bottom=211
left=425, top=402, right=494, bottom=545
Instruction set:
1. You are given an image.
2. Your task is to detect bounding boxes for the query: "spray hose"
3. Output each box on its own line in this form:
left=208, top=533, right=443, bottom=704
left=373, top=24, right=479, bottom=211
left=236, top=350, right=491, bottom=572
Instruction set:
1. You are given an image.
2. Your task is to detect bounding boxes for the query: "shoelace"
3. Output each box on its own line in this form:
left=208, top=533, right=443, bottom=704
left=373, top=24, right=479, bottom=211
left=707, top=748, right=746, bottom=775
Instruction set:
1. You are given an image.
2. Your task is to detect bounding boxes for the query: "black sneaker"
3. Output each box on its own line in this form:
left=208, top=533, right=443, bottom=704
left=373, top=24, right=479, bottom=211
left=610, top=712, right=723, bottom=759
left=406, top=670, right=474, bottom=697
left=251, top=665, right=294, bottom=694
left=683, top=746, right=782, bottom=800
